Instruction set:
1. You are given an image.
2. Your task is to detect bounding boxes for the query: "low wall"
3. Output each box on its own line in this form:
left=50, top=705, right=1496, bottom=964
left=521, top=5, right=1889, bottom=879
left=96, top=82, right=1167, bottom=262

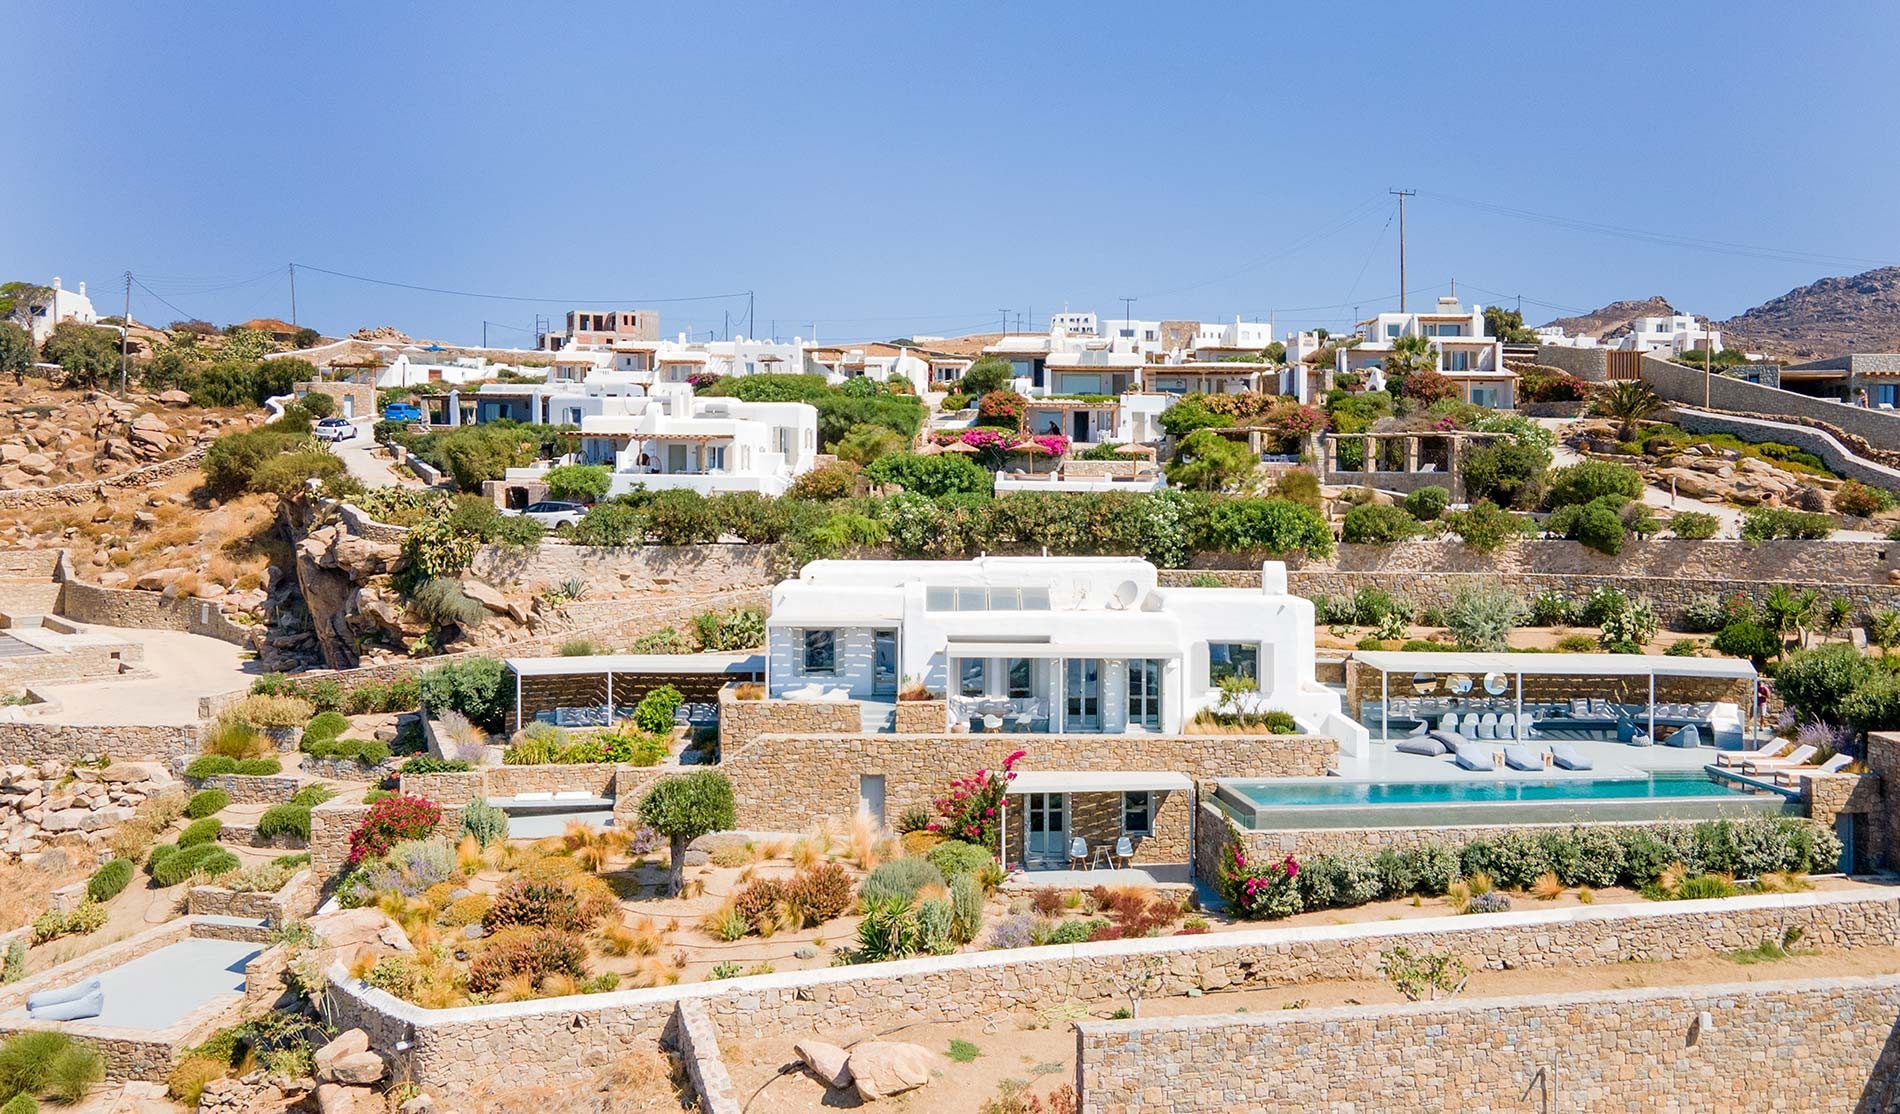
left=0, top=721, right=201, bottom=764
left=319, top=887, right=1900, bottom=1103
left=1642, top=352, right=1900, bottom=453
left=398, top=764, right=621, bottom=810
left=892, top=699, right=946, bottom=733
left=717, top=688, right=862, bottom=749
left=1534, top=345, right=1609, bottom=381
left=0, top=448, right=209, bottom=510
left=1670, top=406, right=1900, bottom=490
left=719, top=732, right=1336, bottom=839
left=196, top=772, right=301, bottom=805
left=1077, top=975, right=1900, bottom=1113
left=187, top=869, right=316, bottom=927
left=467, top=542, right=778, bottom=598
left=1172, top=538, right=1899, bottom=583
left=57, top=580, right=254, bottom=648
left=674, top=1000, right=739, bottom=1114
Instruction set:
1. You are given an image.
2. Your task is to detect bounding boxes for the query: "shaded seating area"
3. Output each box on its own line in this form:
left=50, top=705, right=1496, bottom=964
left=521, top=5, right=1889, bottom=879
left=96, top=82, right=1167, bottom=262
left=504, top=652, right=765, bottom=733
left=1352, top=651, right=1757, bottom=752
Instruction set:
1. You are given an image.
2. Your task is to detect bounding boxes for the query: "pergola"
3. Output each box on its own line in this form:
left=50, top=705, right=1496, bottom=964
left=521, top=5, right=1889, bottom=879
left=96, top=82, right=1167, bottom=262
left=1352, top=650, right=1759, bottom=744
left=503, top=653, right=765, bottom=733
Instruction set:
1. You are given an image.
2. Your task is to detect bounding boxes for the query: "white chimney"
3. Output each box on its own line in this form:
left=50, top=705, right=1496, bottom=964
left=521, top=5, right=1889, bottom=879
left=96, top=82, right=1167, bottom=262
left=51, top=277, right=61, bottom=291
left=78, top=281, right=86, bottom=297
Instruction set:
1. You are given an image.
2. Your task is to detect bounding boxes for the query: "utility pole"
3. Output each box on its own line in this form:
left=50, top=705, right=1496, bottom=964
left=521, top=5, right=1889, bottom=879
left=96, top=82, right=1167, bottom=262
left=1705, top=319, right=1713, bottom=408
left=119, top=272, right=131, bottom=396
left=1119, top=297, right=1136, bottom=341
left=747, top=291, right=755, bottom=341
left=288, top=263, right=298, bottom=327
left=1389, top=189, right=1416, bottom=312
left=723, top=310, right=729, bottom=341
left=999, top=309, right=1009, bottom=335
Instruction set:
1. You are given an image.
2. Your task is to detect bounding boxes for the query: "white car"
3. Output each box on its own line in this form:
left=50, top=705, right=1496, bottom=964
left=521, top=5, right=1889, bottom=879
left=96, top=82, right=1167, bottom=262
left=507, top=500, right=587, bottom=528
left=313, top=417, right=358, bottom=443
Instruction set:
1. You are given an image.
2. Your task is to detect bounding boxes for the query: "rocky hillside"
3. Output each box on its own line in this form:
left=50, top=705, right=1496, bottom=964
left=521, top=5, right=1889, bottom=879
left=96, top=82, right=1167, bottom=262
left=0, top=389, right=248, bottom=489
left=1539, top=297, right=1678, bottom=343
left=1716, top=267, right=1900, bottom=359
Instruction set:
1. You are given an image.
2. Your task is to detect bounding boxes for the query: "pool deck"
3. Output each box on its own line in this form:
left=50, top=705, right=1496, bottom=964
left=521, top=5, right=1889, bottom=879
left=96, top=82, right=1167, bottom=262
left=1341, top=737, right=1726, bottom=783
left=3, top=937, right=260, bottom=1032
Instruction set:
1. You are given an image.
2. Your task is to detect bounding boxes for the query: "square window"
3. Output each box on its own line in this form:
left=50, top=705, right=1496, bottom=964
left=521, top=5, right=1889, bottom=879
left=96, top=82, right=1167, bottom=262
left=926, top=586, right=955, bottom=611
left=1008, top=658, right=1033, bottom=698
left=1209, top=643, right=1259, bottom=685
left=955, top=586, right=987, bottom=612
left=802, top=630, right=836, bottom=674
left=960, top=658, right=987, bottom=697
left=1122, top=791, right=1152, bottom=835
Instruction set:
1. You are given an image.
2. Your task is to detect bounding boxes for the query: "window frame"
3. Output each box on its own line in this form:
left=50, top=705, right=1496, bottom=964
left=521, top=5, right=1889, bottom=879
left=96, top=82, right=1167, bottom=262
left=1208, top=642, right=1261, bottom=686
left=1121, top=790, right=1152, bottom=836
left=801, top=629, right=837, bottom=675
left=959, top=657, right=988, bottom=698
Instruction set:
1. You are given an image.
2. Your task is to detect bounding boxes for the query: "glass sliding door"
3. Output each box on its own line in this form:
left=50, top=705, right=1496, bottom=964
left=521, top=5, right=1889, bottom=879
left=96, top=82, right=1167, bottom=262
left=1064, top=659, right=1101, bottom=732
left=1025, top=792, right=1067, bottom=868
left=871, top=630, right=897, bottom=696
left=1127, top=658, right=1162, bottom=731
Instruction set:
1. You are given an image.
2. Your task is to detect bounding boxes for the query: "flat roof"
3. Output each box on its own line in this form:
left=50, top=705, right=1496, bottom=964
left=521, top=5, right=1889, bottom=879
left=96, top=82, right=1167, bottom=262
left=504, top=653, right=764, bottom=677
left=1007, top=770, right=1192, bottom=794
left=1352, top=650, right=1755, bottom=680
left=944, top=639, right=1182, bottom=659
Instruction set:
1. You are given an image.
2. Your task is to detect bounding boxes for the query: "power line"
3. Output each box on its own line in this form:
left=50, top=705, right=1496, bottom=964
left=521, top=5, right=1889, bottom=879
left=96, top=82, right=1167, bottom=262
left=289, top=263, right=752, bottom=306
left=128, top=275, right=205, bottom=325
left=1427, top=191, right=1894, bottom=269
left=1135, top=194, right=1389, bottom=301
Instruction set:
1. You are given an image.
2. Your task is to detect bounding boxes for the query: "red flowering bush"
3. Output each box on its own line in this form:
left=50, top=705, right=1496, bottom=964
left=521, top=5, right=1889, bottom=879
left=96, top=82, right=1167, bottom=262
left=345, top=794, right=441, bottom=867
left=466, top=928, right=588, bottom=994
left=975, top=390, right=1027, bottom=430
left=929, top=750, right=1023, bottom=848
left=1402, top=369, right=1457, bottom=405
left=1269, top=403, right=1326, bottom=437
left=1217, top=840, right=1301, bottom=920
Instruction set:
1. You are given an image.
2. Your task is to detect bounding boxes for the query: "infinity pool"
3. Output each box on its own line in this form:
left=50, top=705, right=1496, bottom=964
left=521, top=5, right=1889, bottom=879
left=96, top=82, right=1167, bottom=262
left=1216, top=771, right=1799, bottom=829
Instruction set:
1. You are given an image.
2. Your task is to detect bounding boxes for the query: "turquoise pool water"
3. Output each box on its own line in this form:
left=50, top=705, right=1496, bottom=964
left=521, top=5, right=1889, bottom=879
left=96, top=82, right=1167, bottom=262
left=1215, top=771, right=1798, bottom=829
left=1225, top=771, right=1744, bottom=808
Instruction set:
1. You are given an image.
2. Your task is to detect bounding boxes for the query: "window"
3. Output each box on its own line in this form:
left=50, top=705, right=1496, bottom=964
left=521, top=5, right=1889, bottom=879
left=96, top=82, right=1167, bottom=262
left=1209, top=643, right=1259, bottom=685
left=959, top=658, right=987, bottom=697
left=1008, top=658, right=1033, bottom=698
left=1122, top=791, right=1152, bottom=835
left=1385, top=323, right=1401, bottom=338
left=1444, top=351, right=1469, bottom=372
left=926, top=586, right=955, bottom=611
left=707, top=445, right=726, bottom=471
left=1128, top=658, right=1162, bottom=729
left=802, top=630, right=836, bottom=674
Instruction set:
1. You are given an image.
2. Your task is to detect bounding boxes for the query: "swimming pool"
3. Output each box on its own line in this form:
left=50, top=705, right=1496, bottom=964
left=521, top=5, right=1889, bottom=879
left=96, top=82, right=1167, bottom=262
left=1215, top=771, right=1799, bottom=829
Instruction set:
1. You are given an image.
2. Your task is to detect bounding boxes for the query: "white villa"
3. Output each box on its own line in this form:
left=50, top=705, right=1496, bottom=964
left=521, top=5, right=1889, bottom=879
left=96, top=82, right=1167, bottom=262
left=22, top=276, right=100, bottom=345
left=1339, top=297, right=1515, bottom=408
left=763, top=556, right=1352, bottom=741
left=1617, top=314, right=1722, bottom=356
left=497, top=380, right=818, bottom=497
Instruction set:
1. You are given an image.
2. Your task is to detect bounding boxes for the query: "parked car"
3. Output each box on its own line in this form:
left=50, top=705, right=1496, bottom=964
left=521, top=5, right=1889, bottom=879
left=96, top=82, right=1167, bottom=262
left=506, top=500, right=587, bottom=528
left=312, top=417, right=358, bottom=442
left=382, top=402, right=424, bottom=422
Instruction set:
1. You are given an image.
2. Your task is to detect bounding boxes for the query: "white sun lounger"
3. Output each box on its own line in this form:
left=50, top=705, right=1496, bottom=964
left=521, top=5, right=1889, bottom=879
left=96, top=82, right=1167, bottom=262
left=1742, top=744, right=1818, bottom=775
left=1772, top=752, right=1854, bottom=786
left=1717, top=739, right=1794, bottom=767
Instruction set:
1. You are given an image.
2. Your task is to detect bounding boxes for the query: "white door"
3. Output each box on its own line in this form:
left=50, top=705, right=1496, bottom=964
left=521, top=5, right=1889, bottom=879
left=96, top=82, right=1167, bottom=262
left=1025, top=792, right=1068, bottom=868
left=341, top=395, right=355, bottom=419
left=858, top=775, right=885, bottom=828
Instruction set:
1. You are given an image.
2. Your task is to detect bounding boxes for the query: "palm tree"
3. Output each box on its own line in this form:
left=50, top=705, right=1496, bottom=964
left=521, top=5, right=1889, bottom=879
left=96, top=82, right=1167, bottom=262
left=1591, top=380, right=1664, bottom=442
left=1869, top=608, right=1900, bottom=656
left=1381, top=334, right=1436, bottom=397
left=1761, top=585, right=1819, bottom=655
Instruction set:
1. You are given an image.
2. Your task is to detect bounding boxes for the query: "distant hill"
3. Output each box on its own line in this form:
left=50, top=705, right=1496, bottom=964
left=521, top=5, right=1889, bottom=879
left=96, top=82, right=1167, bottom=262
left=1538, top=297, right=1678, bottom=343
left=1715, top=267, right=1900, bottom=359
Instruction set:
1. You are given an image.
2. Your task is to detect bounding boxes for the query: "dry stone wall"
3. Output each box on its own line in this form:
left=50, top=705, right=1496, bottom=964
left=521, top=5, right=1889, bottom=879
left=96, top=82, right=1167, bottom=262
left=58, top=580, right=255, bottom=647
left=1076, top=975, right=1900, bottom=1113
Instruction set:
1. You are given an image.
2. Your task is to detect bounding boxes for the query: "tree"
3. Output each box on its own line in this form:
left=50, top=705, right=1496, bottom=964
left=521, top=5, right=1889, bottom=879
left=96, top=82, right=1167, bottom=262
left=291, top=327, right=320, bottom=349
left=0, top=323, right=31, bottom=381
left=1460, top=440, right=1551, bottom=509
left=957, top=356, right=1014, bottom=396
left=1381, top=334, right=1436, bottom=397
left=543, top=463, right=612, bottom=504
left=0, top=282, right=50, bottom=329
left=1402, top=368, right=1457, bottom=406
left=40, top=322, right=120, bottom=387
left=1482, top=306, right=1539, bottom=344
left=1263, top=340, right=1287, bottom=364
left=830, top=423, right=906, bottom=465
left=1167, top=430, right=1256, bottom=492
left=1591, top=380, right=1664, bottom=441
left=640, top=770, right=736, bottom=895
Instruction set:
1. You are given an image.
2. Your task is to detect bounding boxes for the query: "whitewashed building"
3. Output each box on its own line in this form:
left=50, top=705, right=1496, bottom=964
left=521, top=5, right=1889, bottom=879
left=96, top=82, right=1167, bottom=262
left=1338, top=297, right=1515, bottom=407
left=1617, top=315, right=1722, bottom=356
left=20, top=277, right=100, bottom=345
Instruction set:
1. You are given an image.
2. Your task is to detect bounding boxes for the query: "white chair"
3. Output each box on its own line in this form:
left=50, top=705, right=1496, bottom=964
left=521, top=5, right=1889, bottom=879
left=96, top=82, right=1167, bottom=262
left=1069, top=837, right=1089, bottom=870
left=1113, top=836, right=1134, bottom=868
left=1440, top=713, right=1460, bottom=732
left=1478, top=713, right=1499, bottom=739
left=1773, top=752, right=1854, bottom=786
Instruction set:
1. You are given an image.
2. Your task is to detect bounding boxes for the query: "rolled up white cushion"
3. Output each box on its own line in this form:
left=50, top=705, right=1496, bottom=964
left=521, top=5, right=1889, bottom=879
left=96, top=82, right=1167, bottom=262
left=29, top=988, right=102, bottom=1022
left=27, top=977, right=99, bottom=1011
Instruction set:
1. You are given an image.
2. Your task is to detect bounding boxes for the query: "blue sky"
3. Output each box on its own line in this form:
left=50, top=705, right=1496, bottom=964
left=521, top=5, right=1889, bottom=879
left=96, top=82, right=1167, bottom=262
left=9, top=1, right=1899, bottom=346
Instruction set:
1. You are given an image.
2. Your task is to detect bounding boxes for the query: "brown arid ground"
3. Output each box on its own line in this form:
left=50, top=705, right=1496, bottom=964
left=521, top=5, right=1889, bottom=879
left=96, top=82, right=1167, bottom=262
left=726, top=943, right=1900, bottom=1113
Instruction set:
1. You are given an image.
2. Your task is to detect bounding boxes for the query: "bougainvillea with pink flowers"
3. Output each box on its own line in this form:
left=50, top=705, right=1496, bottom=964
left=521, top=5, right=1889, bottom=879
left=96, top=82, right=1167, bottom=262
left=929, top=749, right=1024, bottom=848
left=1217, top=840, right=1302, bottom=919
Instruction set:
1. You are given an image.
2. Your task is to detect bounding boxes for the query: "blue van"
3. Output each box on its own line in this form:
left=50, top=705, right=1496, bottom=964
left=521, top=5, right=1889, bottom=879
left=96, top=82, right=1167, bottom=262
left=383, top=402, right=424, bottom=423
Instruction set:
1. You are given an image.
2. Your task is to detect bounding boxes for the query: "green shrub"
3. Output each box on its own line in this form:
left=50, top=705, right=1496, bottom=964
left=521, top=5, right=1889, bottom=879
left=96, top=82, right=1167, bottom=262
left=1, top=1091, right=35, bottom=1114
left=1548, top=496, right=1627, bottom=555
left=401, top=756, right=471, bottom=776
left=1668, top=511, right=1720, bottom=540
left=1544, top=460, right=1643, bottom=509
left=418, top=657, right=512, bottom=733
left=152, top=843, right=240, bottom=887
left=949, top=873, right=985, bottom=944
left=178, top=817, right=222, bottom=848
left=1740, top=507, right=1834, bottom=541
left=410, top=577, right=487, bottom=630
left=1401, top=486, right=1450, bottom=521
left=86, top=859, right=134, bottom=903
left=1341, top=503, right=1420, bottom=545
left=543, top=463, right=612, bottom=504
left=301, top=711, right=349, bottom=749
left=0, top=1030, right=101, bottom=1105
left=1713, top=619, right=1781, bottom=661
left=234, top=757, right=281, bottom=776
left=926, top=840, right=995, bottom=880
left=459, top=799, right=509, bottom=847
left=1444, top=584, right=1529, bottom=652
left=184, top=789, right=229, bottom=820
left=257, top=804, right=313, bottom=841
left=184, top=755, right=237, bottom=779
left=290, top=783, right=337, bottom=808
left=1443, top=500, right=1533, bottom=553
left=632, top=685, right=685, bottom=734
left=858, top=858, right=945, bottom=905
left=1773, top=644, right=1881, bottom=723
left=301, top=738, right=391, bottom=766
left=863, top=453, right=992, bottom=497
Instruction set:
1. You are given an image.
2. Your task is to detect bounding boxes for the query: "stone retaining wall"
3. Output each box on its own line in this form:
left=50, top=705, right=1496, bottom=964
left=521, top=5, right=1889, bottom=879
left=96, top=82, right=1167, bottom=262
left=1669, top=406, right=1900, bottom=490
left=892, top=699, right=946, bottom=733
left=717, top=687, right=862, bottom=749
left=468, top=542, right=778, bottom=598
left=0, top=447, right=208, bottom=510
left=0, top=721, right=201, bottom=765
left=58, top=580, right=254, bottom=648
left=300, top=754, right=399, bottom=782
left=1076, top=974, right=1900, bottom=1113
left=1641, top=352, right=1900, bottom=453
left=197, top=772, right=301, bottom=805
left=186, top=869, right=315, bottom=926
left=319, top=888, right=1900, bottom=1103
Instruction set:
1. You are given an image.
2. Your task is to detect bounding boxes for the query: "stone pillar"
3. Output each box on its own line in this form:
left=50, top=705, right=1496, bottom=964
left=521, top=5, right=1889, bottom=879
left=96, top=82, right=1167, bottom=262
left=1405, top=437, right=1419, bottom=474
left=1363, top=434, right=1376, bottom=476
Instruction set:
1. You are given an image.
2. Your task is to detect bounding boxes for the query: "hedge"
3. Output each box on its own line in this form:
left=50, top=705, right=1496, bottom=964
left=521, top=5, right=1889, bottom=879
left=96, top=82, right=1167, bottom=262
left=178, top=818, right=222, bottom=848
left=86, top=859, right=134, bottom=903
left=184, top=789, right=229, bottom=820
left=152, top=844, right=240, bottom=888
left=257, top=804, right=313, bottom=841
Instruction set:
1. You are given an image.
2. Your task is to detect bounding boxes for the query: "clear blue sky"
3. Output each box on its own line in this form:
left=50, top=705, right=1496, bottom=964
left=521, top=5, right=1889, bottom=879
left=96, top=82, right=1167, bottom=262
left=9, top=0, right=1899, bottom=346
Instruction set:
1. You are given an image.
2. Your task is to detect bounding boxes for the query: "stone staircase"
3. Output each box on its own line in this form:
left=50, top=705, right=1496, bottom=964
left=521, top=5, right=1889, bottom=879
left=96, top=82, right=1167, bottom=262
left=859, top=698, right=897, bottom=734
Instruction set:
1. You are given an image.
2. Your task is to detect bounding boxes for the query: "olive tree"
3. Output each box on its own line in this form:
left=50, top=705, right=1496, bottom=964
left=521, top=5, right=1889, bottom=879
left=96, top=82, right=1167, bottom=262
left=640, top=770, right=736, bottom=895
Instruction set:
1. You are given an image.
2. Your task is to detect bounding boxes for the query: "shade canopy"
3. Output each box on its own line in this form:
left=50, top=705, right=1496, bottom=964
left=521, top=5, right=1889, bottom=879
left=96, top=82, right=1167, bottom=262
left=942, top=441, right=980, bottom=454
left=505, top=653, right=764, bottom=678
left=1006, top=770, right=1192, bottom=795
left=1352, top=650, right=1756, bottom=680
left=1114, top=443, right=1157, bottom=457
left=945, top=639, right=1180, bottom=659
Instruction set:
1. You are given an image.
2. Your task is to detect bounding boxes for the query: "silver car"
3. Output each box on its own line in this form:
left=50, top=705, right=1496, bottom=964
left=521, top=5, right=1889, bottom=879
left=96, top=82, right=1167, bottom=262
left=313, top=417, right=358, bottom=442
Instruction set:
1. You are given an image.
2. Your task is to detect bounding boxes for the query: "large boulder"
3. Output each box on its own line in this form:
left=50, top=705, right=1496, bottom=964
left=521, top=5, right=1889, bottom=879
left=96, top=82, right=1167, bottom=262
left=313, top=1029, right=369, bottom=1079
left=327, top=1052, right=387, bottom=1085
left=846, top=1042, right=936, bottom=1101
left=795, top=1039, right=853, bottom=1089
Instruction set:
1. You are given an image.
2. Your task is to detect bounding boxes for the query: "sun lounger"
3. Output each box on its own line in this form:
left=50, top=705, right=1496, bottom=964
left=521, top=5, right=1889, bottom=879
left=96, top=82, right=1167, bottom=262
left=1742, top=744, right=1818, bottom=774
left=1452, top=743, right=1495, bottom=772
left=1503, top=745, right=1542, bottom=771
left=1549, top=744, right=1593, bottom=771
left=27, top=978, right=99, bottom=1012
left=1717, top=739, right=1794, bottom=767
left=1773, top=752, right=1855, bottom=786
